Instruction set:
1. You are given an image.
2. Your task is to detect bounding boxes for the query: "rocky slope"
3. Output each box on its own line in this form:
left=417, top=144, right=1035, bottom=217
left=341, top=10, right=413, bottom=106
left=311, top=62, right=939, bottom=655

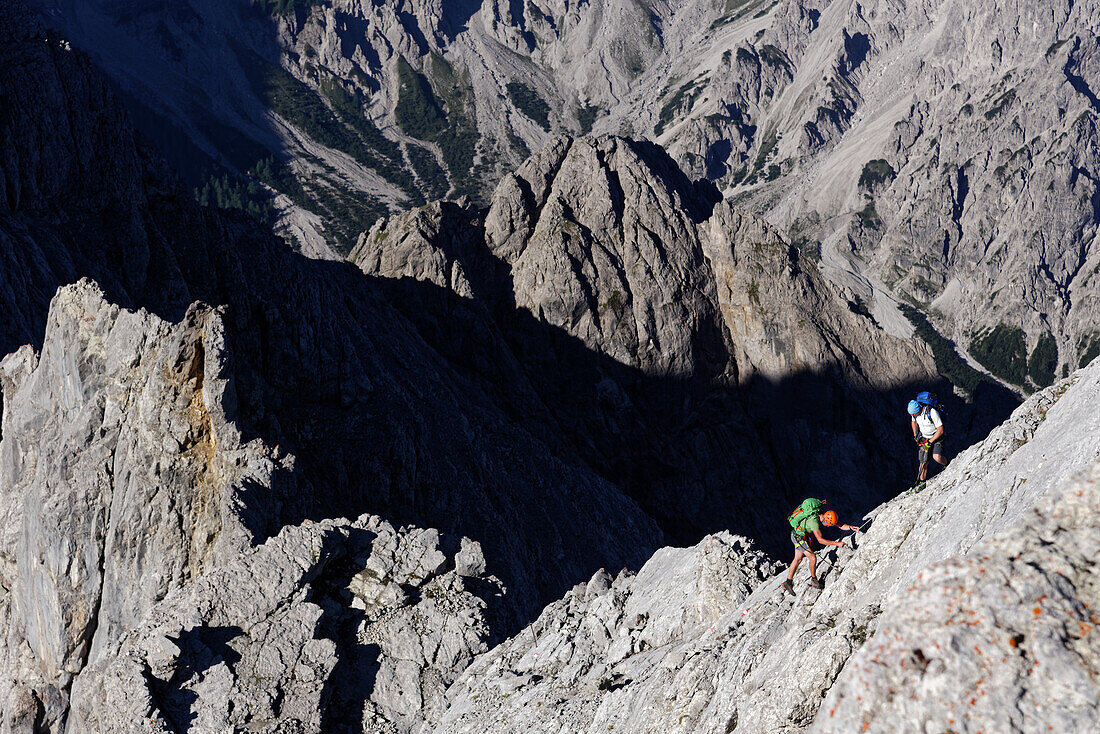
left=63, top=510, right=503, bottom=734
left=14, top=352, right=1094, bottom=733
left=0, top=5, right=939, bottom=730
left=427, top=357, right=1100, bottom=733
left=25, top=0, right=1100, bottom=384
left=351, top=133, right=943, bottom=552
left=1, top=8, right=665, bottom=729
left=2, top=3, right=1095, bottom=732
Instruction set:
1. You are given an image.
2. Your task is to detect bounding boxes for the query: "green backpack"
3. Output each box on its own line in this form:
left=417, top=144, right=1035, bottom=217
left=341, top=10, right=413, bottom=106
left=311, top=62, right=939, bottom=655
left=788, top=498, right=826, bottom=534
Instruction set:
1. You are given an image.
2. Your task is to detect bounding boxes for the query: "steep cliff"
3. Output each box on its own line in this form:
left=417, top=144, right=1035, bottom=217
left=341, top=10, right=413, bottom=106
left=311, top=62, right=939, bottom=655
left=25, top=0, right=1100, bottom=379
left=1, top=8, right=665, bottom=730
left=353, top=134, right=944, bottom=552
left=428, top=358, right=1100, bottom=733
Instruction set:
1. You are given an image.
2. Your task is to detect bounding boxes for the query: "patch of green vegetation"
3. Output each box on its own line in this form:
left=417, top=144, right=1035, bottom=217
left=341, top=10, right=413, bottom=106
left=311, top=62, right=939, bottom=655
left=900, top=304, right=989, bottom=395
left=753, top=0, right=778, bottom=19
left=526, top=1, right=548, bottom=24
left=1078, top=331, right=1100, bottom=368
left=1046, top=39, right=1068, bottom=58
left=319, top=78, right=391, bottom=157
left=960, top=103, right=973, bottom=116
left=709, top=0, right=755, bottom=29
left=251, top=155, right=309, bottom=208
left=759, top=44, right=789, bottom=70
left=429, top=54, right=480, bottom=197
left=193, top=171, right=276, bottom=225
left=971, top=323, right=1027, bottom=385
left=318, top=77, right=421, bottom=200
left=311, top=180, right=387, bottom=254
left=656, top=77, right=705, bottom=136
left=507, top=126, right=531, bottom=159
left=856, top=199, right=881, bottom=228
left=254, top=62, right=419, bottom=206
left=577, top=104, right=601, bottom=135
left=392, top=55, right=481, bottom=197
left=251, top=153, right=386, bottom=252
left=1028, top=331, right=1058, bottom=387
left=984, top=88, right=1017, bottom=120
left=394, top=57, right=448, bottom=140
left=619, top=45, right=646, bottom=78
left=258, top=64, right=352, bottom=149
left=506, top=81, right=552, bottom=131
left=847, top=294, right=878, bottom=326
left=791, top=235, right=820, bottom=265
left=858, top=159, right=896, bottom=190
left=911, top=274, right=940, bottom=299
left=406, top=144, right=449, bottom=201
left=742, top=127, right=778, bottom=184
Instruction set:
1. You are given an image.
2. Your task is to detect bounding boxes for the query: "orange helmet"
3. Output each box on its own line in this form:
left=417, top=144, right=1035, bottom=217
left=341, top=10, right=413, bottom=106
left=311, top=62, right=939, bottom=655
left=821, top=510, right=838, bottom=527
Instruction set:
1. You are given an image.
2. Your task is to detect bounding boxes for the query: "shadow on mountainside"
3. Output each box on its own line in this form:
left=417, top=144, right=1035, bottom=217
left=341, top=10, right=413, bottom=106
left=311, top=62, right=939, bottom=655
left=0, top=2, right=1021, bottom=631
left=152, top=625, right=243, bottom=731
left=0, top=177, right=1020, bottom=594
left=309, top=527, right=381, bottom=734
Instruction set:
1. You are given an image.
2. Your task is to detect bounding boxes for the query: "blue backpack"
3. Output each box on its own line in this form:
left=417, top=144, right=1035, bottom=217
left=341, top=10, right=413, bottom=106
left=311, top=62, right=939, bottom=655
left=915, top=391, right=946, bottom=416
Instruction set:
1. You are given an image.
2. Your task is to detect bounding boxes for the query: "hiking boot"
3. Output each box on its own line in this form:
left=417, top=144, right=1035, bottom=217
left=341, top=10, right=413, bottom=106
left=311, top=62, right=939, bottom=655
left=809, top=577, right=824, bottom=589
left=781, top=578, right=793, bottom=593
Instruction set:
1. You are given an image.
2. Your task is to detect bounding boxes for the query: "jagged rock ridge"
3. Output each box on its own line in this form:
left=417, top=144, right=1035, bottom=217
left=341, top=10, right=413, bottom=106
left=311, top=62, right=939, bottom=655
left=427, top=359, right=1100, bottom=733
left=25, top=0, right=1100, bottom=382
left=1, top=3, right=1092, bottom=732
left=353, top=133, right=952, bottom=551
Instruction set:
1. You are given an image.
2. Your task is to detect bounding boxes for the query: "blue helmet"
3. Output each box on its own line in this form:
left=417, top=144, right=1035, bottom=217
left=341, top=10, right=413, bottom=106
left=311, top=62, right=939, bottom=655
left=907, top=400, right=921, bottom=415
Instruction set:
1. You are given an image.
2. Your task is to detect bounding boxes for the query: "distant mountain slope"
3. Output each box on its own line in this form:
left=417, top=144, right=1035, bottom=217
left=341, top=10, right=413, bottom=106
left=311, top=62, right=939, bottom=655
left=26, top=0, right=1100, bottom=386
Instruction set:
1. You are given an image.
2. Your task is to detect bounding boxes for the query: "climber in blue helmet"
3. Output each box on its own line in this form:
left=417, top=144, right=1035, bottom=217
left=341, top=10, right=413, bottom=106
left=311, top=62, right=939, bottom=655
left=908, top=393, right=948, bottom=486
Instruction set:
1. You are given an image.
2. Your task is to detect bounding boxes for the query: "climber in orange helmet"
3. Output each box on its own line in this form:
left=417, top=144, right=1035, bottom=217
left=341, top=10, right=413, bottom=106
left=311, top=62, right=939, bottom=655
left=782, top=500, right=860, bottom=593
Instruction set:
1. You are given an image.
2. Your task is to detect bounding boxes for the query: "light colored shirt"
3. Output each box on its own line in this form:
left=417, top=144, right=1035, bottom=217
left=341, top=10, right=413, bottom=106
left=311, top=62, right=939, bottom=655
left=915, top=407, right=943, bottom=439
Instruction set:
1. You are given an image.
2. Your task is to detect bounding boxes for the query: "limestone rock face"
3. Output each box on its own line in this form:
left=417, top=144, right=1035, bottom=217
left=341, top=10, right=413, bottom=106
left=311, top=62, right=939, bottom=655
left=65, top=513, right=504, bottom=734
left=430, top=532, right=780, bottom=733
left=356, top=134, right=940, bottom=555
left=427, top=358, right=1100, bottom=734
left=0, top=281, right=285, bottom=729
left=819, top=461, right=1100, bottom=733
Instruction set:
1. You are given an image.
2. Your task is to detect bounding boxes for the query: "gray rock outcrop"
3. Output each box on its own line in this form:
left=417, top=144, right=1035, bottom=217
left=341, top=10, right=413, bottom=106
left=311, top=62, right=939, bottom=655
left=819, top=460, right=1100, bottom=733
left=65, top=512, right=503, bottom=734
left=427, top=357, right=1100, bottom=733
left=0, top=280, right=285, bottom=729
left=27, top=0, right=1100, bottom=375
left=354, top=134, right=941, bottom=554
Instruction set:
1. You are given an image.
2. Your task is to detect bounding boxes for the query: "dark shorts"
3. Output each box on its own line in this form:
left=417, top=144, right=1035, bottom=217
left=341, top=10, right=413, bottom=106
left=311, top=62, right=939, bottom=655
left=791, top=531, right=812, bottom=553
left=919, top=439, right=945, bottom=463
